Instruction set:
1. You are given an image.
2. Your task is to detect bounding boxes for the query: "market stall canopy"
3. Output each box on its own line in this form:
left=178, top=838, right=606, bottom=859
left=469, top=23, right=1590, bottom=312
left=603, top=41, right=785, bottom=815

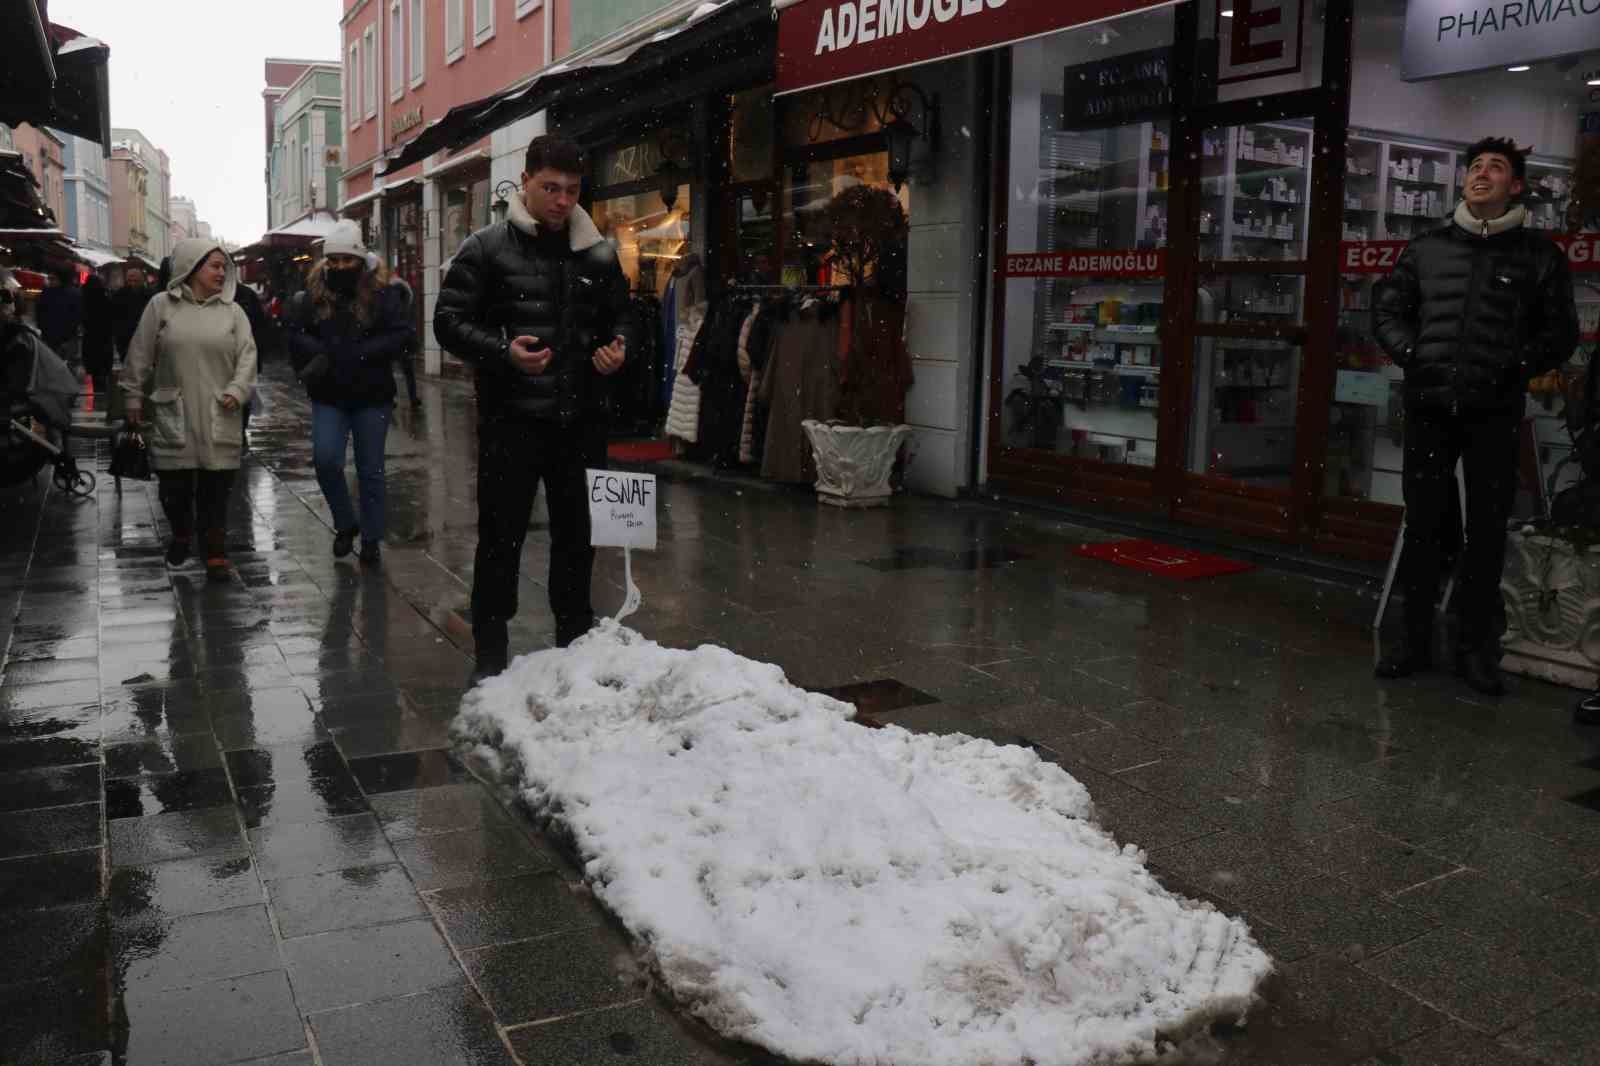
left=379, top=0, right=772, bottom=175
left=0, top=9, right=112, bottom=157
left=70, top=245, right=122, bottom=269
left=0, top=149, right=55, bottom=231
left=262, top=211, right=341, bottom=247
left=773, top=0, right=1177, bottom=95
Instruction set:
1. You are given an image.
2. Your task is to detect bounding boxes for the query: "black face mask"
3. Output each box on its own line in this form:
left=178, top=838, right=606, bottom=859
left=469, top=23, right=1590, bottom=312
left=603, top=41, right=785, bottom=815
left=325, top=268, right=360, bottom=296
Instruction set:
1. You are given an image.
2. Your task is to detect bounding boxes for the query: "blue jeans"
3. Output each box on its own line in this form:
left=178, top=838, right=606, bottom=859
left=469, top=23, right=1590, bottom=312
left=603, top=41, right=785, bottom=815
left=312, top=402, right=390, bottom=541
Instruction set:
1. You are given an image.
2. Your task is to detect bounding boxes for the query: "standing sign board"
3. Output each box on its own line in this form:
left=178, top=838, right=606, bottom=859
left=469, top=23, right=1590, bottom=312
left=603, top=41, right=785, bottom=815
left=588, top=470, right=658, bottom=622
left=775, top=0, right=1180, bottom=96
left=1401, top=0, right=1600, bottom=80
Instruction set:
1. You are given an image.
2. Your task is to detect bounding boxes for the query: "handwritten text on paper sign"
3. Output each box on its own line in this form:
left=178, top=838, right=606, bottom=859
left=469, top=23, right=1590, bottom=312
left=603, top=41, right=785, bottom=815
left=587, top=470, right=658, bottom=551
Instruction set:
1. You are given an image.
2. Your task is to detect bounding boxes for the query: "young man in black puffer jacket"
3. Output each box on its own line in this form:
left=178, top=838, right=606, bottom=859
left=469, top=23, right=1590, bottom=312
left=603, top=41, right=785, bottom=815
left=434, top=134, right=632, bottom=679
left=1373, top=137, right=1579, bottom=696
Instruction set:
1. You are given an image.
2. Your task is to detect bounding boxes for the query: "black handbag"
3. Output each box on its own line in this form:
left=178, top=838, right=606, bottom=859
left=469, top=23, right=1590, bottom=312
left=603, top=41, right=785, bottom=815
left=109, top=427, right=152, bottom=481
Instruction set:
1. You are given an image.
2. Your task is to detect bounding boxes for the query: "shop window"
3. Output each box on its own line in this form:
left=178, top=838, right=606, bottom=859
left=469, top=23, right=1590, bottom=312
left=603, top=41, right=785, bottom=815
left=730, top=87, right=775, bottom=183
left=440, top=174, right=491, bottom=266
left=782, top=77, right=893, bottom=147
left=999, top=7, right=1174, bottom=466
left=782, top=153, right=906, bottom=289
left=591, top=187, right=690, bottom=299
left=1321, top=0, right=1596, bottom=507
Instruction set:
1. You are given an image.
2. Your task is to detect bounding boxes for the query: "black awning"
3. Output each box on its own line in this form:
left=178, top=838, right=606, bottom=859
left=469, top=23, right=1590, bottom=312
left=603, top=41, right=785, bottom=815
left=380, top=0, right=773, bottom=176
left=0, top=0, right=56, bottom=122
left=48, top=28, right=113, bottom=156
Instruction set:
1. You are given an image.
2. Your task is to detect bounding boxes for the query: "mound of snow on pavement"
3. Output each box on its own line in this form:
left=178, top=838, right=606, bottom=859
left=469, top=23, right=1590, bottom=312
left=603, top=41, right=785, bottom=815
left=455, top=622, right=1271, bottom=1065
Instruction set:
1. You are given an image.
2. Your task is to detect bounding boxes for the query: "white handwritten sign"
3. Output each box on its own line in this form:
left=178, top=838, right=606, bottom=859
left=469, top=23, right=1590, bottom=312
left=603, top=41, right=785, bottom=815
left=587, top=470, right=658, bottom=550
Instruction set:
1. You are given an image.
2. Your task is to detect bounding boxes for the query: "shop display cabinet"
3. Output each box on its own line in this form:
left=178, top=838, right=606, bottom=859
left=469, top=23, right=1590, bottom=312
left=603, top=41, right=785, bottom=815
left=1016, top=119, right=1169, bottom=467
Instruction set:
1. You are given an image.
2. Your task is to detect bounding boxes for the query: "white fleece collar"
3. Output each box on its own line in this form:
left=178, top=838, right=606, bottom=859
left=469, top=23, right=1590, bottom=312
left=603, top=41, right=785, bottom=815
left=1453, top=200, right=1528, bottom=237
left=506, top=195, right=605, bottom=253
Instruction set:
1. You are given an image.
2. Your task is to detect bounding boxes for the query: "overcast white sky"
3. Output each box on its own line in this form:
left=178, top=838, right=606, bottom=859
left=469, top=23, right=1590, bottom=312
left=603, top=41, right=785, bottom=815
left=50, top=0, right=341, bottom=245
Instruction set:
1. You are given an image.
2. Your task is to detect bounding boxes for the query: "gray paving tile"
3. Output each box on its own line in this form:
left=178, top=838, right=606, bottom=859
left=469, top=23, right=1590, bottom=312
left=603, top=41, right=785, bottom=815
left=1359, top=928, right=1581, bottom=1032
left=284, top=917, right=460, bottom=1013
left=115, top=969, right=305, bottom=1066
left=507, top=999, right=721, bottom=1065
left=1501, top=997, right=1600, bottom=1065
left=310, top=981, right=513, bottom=1066
left=463, top=928, right=640, bottom=1025
left=1426, top=821, right=1598, bottom=895
left=267, top=862, right=425, bottom=938
left=1303, top=826, right=1461, bottom=896
left=1239, top=876, right=1435, bottom=963
left=249, top=813, right=396, bottom=880
left=0, top=801, right=101, bottom=859
left=1354, top=1021, right=1543, bottom=1065
left=110, top=854, right=260, bottom=920
left=1147, top=830, right=1323, bottom=904
left=425, top=873, right=601, bottom=950
left=367, top=783, right=514, bottom=841
left=393, top=825, right=555, bottom=891
left=109, top=807, right=246, bottom=867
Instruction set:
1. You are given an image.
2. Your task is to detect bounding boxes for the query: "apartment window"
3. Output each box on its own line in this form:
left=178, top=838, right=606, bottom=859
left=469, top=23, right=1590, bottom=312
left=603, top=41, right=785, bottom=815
left=364, top=26, right=378, bottom=119
left=446, top=0, right=465, bottom=61
left=348, top=42, right=359, bottom=127
left=409, top=0, right=425, bottom=87
left=515, top=0, right=541, bottom=19
left=390, top=1, right=404, bottom=100
left=474, top=0, right=494, bottom=45
left=303, top=143, right=313, bottom=207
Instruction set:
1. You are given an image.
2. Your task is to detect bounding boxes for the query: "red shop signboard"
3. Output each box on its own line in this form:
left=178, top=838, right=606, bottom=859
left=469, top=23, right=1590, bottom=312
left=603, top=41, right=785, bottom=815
left=776, top=0, right=1179, bottom=95
left=1341, top=235, right=1600, bottom=275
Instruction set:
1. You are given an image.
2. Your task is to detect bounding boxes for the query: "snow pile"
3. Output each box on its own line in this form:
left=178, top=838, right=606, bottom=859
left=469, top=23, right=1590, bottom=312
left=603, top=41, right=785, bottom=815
left=456, top=623, right=1271, bottom=1065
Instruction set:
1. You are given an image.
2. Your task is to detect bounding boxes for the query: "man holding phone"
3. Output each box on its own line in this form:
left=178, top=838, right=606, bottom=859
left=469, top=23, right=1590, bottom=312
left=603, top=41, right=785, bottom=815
left=435, top=134, right=632, bottom=679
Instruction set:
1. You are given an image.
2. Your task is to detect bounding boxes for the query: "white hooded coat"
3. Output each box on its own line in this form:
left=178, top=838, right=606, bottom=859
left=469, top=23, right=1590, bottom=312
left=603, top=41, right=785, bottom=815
left=120, top=239, right=258, bottom=470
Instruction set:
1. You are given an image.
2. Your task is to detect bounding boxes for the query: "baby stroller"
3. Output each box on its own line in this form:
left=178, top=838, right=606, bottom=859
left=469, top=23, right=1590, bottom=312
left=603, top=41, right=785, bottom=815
left=2, top=319, right=100, bottom=498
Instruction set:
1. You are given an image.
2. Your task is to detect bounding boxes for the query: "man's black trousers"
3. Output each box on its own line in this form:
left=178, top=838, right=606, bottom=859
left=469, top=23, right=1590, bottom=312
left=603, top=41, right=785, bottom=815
left=1400, top=407, right=1520, bottom=651
left=472, top=418, right=606, bottom=649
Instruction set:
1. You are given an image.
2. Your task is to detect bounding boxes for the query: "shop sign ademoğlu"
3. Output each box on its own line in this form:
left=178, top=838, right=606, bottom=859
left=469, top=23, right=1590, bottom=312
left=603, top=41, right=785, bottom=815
left=1401, top=0, right=1600, bottom=80
left=775, top=0, right=1178, bottom=94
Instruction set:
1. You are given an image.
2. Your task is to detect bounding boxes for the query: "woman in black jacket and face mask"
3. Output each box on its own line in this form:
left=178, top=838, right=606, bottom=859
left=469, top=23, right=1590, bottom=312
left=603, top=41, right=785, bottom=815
left=286, top=222, right=410, bottom=565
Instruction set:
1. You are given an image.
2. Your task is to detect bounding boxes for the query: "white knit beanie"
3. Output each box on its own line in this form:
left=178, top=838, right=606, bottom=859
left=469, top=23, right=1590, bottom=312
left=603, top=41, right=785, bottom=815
left=323, top=220, right=367, bottom=259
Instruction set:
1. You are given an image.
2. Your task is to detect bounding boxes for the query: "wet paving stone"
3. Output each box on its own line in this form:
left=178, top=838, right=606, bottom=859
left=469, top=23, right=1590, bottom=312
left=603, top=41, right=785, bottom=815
left=0, top=972, right=110, bottom=1064
left=237, top=772, right=370, bottom=830
left=110, top=854, right=260, bottom=921
left=331, top=716, right=454, bottom=759
left=115, top=968, right=305, bottom=1066
left=368, top=783, right=514, bottom=841
left=0, top=702, right=102, bottom=742
left=0, top=847, right=102, bottom=911
left=249, top=812, right=396, bottom=881
left=109, top=807, right=246, bottom=867
left=393, top=825, right=555, bottom=891
left=0, top=762, right=102, bottom=813
left=113, top=902, right=279, bottom=993
left=104, top=734, right=223, bottom=779
left=506, top=999, right=721, bottom=1066
left=211, top=697, right=328, bottom=752
left=464, top=927, right=640, bottom=1025
left=1358, top=927, right=1581, bottom=1032
left=5, top=637, right=99, bottom=663
left=0, top=679, right=100, bottom=715
left=310, top=981, right=513, bottom=1066
left=282, top=916, right=460, bottom=1013
left=347, top=749, right=473, bottom=795
left=1, top=657, right=101, bottom=687
left=266, top=862, right=425, bottom=938
left=225, top=740, right=349, bottom=789
left=0, top=902, right=108, bottom=986
left=812, top=678, right=939, bottom=716
left=425, top=873, right=601, bottom=951
left=0, top=802, right=102, bottom=859
left=104, top=768, right=234, bottom=820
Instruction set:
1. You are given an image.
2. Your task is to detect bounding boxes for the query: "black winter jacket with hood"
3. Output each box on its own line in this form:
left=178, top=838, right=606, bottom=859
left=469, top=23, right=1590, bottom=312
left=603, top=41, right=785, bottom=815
left=285, top=262, right=411, bottom=409
left=432, top=196, right=632, bottom=424
left=1373, top=201, right=1579, bottom=413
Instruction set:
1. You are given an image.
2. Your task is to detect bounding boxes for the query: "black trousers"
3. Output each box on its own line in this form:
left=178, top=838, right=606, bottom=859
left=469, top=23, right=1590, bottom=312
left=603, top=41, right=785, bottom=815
left=472, top=418, right=605, bottom=647
left=1401, top=407, right=1520, bottom=650
left=157, top=469, right=236, bottom=552
left=398, top=351, right=418, bottom=401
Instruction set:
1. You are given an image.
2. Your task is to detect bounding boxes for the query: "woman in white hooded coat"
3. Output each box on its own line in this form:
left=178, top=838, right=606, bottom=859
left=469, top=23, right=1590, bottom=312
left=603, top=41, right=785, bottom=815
left=121, top=239, right=258, bottom=580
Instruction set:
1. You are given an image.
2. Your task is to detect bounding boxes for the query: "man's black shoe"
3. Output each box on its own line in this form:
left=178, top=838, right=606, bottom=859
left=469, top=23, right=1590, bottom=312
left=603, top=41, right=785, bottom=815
left=1375, top=642, right=1433, bottom=679
left=165, top=538, right=190, bottom=567
left=471, top=647, right=507, bottom=685
left=1576, top=690, right=1600, bottom=726
left=1457, top=646, right=1505, bottom=697
left=333, top=527, right=359, bottom=558
left=359, top=539, right=381, bottom=566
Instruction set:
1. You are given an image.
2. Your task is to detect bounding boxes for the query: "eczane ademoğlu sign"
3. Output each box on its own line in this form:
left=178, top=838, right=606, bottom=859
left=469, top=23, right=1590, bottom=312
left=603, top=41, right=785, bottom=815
left=587, top=470, right=658, bottom=551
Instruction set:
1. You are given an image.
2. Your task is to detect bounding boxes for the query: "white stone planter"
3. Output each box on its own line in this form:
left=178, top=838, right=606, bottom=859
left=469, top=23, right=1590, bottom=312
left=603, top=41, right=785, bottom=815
left=1500, top=530, right=1600, bottom=689
left=801, top=420, right=911, bottom=508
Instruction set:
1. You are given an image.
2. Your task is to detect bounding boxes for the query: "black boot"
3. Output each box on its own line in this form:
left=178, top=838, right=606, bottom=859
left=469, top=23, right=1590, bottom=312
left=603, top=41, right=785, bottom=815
left=1376, top=637, right=1433, bottom=679
left=1575, top=689, right=1600, bottom=726
left=472, top=621, right=509, bottom=684
left=1457, top=644, right=1505, bottom=697
left=359, top=539, right=381, bottom=566
left=333, top=526, right=359, bottom=559
left=165, top=536, right=190, bottom=567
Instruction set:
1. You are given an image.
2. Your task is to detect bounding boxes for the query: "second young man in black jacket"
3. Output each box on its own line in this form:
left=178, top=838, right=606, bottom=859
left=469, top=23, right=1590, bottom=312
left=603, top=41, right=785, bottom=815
left=434, top=134, right=631, bottom=679
left=1373, top=136, right=1579, bottom=695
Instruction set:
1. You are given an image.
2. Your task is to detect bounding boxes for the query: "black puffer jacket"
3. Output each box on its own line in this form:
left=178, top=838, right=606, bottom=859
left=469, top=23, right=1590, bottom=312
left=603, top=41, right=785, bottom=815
left=285, top=264, right=411, bottom=408
left=433, top=198, right=632, bottom=424
left=1374, top=205, right=1578, bottom=413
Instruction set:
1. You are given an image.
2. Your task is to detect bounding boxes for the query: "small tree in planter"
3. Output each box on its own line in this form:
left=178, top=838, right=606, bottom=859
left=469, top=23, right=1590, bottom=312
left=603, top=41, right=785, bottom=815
left=802, top=185, right=914, bottom=507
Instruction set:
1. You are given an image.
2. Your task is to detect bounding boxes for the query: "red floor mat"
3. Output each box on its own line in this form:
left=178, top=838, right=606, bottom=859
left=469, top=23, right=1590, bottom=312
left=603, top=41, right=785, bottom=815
left=607, top=439, right=674, bottom=462
left=1074, top=538, right=1255, bottom=580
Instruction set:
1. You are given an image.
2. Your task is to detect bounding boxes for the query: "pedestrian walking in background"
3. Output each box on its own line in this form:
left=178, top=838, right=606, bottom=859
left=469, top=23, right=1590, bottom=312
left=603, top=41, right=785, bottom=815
left=81, top=273, right=114, bottom=393
left=434, top=133, right=632, bottom=680
left=111, top=267, right=152, bottom=366
left=1373, top=137, right=1579, bottom=695
left=35, top=269, right=82, bottom=372
left=286, top=221, right=409, bottom=567
left=233, top=276, right=270, bottom=448
left=369, top=252, right=421, bottom=407
left=120, top=240, right=258, bottom=582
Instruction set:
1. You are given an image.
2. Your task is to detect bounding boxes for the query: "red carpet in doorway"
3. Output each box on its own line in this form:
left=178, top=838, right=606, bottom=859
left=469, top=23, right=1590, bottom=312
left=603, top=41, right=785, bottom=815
left=608, top=439, right=674, bottom=462
left=1074, top=538, right=1255, bottom=580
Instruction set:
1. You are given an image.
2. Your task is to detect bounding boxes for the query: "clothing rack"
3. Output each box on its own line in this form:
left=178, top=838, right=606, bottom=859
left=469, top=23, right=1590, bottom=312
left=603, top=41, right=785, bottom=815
left=727, top=283, right=850, bottom=293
